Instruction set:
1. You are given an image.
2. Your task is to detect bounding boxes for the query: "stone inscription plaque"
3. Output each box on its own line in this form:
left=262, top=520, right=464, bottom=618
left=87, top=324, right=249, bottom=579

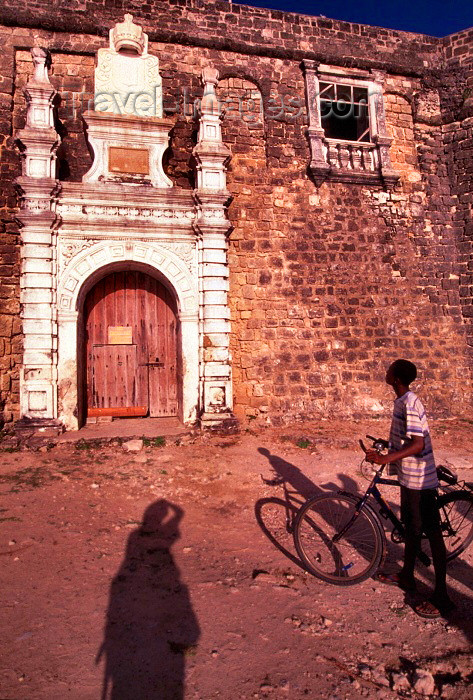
left=109, top=147, right=149, bottom=175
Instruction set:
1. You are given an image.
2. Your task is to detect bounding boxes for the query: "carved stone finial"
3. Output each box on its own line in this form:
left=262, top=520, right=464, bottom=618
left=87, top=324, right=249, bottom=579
left=110, top=14, right=147, bottom=55
left=193, top=64, right=231, bottom=191
left=19, top=45, right=58, bottom=139
left=201, top=67, right=220, bottom=115
left=16, top=46, right=59, bottom=178
left=202, top=66, right=219, bottom=87
left=31, top=47, right=51, bottom=85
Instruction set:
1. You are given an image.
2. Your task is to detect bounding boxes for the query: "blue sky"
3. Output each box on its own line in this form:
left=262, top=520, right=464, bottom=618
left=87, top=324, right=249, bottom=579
left=232, top=1, right=473, bottom=38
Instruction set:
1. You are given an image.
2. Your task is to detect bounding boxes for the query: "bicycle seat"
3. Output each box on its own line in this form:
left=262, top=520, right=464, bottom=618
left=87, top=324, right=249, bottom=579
left=436, top=465, right=457, bottom=485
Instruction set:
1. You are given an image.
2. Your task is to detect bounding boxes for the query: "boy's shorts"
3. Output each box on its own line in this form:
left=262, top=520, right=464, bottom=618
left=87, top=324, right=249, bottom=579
left=400, top=485, right=441, bottom=537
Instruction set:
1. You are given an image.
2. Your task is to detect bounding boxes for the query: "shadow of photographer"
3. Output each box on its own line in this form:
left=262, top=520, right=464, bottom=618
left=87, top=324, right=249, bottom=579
left=96, top=499, right=200, bottom=700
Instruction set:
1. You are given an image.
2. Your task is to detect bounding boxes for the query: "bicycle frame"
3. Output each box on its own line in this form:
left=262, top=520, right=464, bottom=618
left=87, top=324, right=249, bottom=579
left=334, top=463, right=431, bottom=566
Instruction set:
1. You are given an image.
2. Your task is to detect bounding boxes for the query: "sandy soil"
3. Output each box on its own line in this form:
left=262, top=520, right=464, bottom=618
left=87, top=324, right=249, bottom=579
left=0, top=417, right=472, bottom=700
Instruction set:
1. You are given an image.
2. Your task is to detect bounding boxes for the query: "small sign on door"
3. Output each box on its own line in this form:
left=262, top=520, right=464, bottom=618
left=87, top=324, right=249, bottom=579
left=108, top=326, right=133, bottom=344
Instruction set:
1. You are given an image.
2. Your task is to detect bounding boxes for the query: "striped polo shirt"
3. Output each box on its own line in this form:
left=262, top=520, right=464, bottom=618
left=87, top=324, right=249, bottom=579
left=389, top=391, right=438, bottom=490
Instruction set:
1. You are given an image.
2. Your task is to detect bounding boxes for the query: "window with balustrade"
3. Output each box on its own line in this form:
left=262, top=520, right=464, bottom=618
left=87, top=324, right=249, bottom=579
left=302, top=61, right=400, bottom=187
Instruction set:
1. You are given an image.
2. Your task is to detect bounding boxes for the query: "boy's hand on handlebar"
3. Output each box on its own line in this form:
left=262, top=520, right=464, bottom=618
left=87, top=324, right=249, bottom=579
left=365, top=450, right=391, bottom=465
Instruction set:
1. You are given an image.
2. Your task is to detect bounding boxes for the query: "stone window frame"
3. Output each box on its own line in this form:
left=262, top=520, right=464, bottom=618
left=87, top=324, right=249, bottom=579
left=302, top=61, right=400, bottom=188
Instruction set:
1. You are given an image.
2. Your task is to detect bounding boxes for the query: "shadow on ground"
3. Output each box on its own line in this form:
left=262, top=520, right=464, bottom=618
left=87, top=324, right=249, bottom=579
left=97, top=499, right=200, bottom=700
left=255, top=446, right=370, bottom=569
left=255, top=447, right=473, bottom=646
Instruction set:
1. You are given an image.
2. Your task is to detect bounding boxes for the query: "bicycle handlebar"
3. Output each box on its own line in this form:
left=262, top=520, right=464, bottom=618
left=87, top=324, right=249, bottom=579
left=360, top=435, right=389, bottom=455
left=366, top=435, right=389, bottom=449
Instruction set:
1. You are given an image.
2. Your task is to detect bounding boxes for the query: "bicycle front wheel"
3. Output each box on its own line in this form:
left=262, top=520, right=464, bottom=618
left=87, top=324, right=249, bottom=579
left=293, top=492, right=385, bottom=585
left=438, top=491, right=473, bottom=561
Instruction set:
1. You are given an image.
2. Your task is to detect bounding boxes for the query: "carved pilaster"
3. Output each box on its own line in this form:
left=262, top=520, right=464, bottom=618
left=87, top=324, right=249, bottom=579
left=370, top=74, right=400, bottom=188
left=302, top=60, right=331, bottom=185
left=193, top=67, right=237, bottom=431
left=374, top=134, right=401, bottom=188
left=15, top=48, right=62, bottom=430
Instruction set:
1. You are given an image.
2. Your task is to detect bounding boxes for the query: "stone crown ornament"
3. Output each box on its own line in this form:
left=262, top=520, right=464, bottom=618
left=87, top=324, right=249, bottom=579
left=110, top=14, right=147, bottom=55
left=94, top=15, right=162, bottom=117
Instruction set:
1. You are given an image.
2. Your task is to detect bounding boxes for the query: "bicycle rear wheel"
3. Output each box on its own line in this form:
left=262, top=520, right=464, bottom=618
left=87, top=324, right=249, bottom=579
left=438, top=491, right=473, bottom=561
left=293, top=492, right=385, bottom=585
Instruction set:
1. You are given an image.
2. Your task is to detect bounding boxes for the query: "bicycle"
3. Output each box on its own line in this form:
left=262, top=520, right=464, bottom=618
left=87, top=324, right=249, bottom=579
left=293, top=436, right=473, bottom=586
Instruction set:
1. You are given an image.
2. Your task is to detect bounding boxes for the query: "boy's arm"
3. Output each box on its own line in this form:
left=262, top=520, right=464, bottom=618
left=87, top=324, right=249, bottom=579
left=366, top=436, right=424, bottom=465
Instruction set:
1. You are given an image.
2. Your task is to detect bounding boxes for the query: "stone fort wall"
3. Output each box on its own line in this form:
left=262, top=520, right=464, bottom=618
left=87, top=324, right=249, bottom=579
left=442, top=31, right=473, bottom=383
left=0, top=0, right=472, bottom=425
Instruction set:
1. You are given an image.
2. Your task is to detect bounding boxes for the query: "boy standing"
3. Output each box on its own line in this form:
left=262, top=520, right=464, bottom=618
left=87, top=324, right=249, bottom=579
left=366, top=359, right=454, bottom=618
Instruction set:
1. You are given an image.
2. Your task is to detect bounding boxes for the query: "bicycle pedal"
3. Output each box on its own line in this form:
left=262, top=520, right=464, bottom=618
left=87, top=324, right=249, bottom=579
left=391, top=530, right=404, bottom=544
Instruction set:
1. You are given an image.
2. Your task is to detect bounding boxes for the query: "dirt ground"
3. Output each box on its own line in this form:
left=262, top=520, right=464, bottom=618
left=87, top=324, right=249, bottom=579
left=1, top=417, right=472, bottom=700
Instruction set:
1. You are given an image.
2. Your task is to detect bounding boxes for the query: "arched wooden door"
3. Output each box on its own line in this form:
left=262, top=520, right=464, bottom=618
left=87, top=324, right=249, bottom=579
left=84, top=271, right=178, bottom=418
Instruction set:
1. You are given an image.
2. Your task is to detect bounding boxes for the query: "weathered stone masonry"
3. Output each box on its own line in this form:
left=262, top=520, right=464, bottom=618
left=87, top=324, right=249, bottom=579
left=0, top=0, right=472, bottom=428
left=442, top=30, right=473, bottom=367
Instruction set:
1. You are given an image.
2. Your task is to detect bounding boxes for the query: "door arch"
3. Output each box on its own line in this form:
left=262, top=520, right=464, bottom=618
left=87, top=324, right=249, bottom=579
left=84, top=270, right=179, bottom=419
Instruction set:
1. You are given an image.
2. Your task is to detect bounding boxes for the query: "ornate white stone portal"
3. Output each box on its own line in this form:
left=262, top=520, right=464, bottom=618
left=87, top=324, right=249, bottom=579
left=15, top=16, right=236, bottom=432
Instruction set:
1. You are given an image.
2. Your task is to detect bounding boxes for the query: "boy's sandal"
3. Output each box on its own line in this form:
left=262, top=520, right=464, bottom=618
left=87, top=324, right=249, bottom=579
left=414, top=598, right=455, bottom=619
left=374, top=572, right=417, bottom=592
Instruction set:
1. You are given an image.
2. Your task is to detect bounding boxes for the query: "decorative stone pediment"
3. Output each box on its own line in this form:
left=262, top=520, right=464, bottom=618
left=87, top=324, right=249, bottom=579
left=82, top=110, right=175, bottom=187
left=83, top=15, right=171, bottom=187
left=95, top=14, right=162, bottom=118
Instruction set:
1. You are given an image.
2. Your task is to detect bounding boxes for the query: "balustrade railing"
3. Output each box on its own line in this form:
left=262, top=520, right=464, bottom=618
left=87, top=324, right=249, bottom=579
left=324, top=139, right=379, bottom=173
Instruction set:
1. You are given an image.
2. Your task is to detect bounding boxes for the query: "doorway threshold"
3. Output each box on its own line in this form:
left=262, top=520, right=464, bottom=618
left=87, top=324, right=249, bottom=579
left=58, top=417, right=188, bottom=443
